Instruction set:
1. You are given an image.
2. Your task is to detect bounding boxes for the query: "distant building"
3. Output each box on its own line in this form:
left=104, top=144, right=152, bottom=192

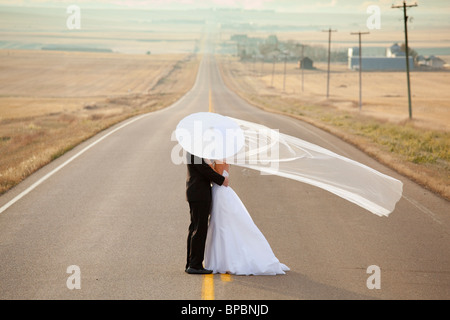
left=298, top=57, right=314, bottom=69
left=426, top=55, right=446, bottom=69
left=348, top=56, right=414, bottom=71
left=416, top=55, right=446, bottom=69
left=348, top=43, right=414, bottom=71
left=416, top=55, right=427, bottom=66
left=386, top=43, right=404, bottom=57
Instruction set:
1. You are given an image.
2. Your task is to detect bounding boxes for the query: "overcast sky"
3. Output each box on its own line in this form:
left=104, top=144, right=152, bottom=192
left=0, top=0, right=449, bottom=14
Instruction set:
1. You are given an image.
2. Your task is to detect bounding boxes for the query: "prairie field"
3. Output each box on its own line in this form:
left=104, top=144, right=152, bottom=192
left=228, top=59, right=450, bottom=131
left=0, top=49, right=200, bottom=194
left=219, top=56, right=450, bottom=200
left=0, top=50, right=189, bottom=117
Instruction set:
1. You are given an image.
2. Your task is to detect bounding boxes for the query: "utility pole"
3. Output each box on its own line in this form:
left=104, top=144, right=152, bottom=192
left=322, top=28, right=337, bottom=98
left=350, top=31, right=370, bottom=111
left=392, top=1, right=418, bottom=119
left=283, top=52, right=287, bottom=91
left=271, top=55, right=276, bottom=88
left=299, top=44, right=305, bottom=92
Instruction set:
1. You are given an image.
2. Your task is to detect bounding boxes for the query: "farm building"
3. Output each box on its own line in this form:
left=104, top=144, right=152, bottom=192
left=298, top=57, right=314, bottom=69
left=348, top=56, right=414, bottom=71
left=386, top=43, right=404, bottom=57
left=419, top=55, right=446, bottom=69
left=348, top=46, right=414, bottom=71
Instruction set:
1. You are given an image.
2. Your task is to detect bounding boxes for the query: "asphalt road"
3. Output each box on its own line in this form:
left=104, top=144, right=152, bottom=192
left=0, top=54, right=449, bottom=300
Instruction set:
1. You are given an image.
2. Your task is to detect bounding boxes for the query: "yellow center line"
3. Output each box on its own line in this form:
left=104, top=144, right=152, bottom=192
left=201, top=273, right=233, bottom=300
left=204, top=88, right=215, bottom=300
left=203, top=88, right=233, bottom=299
left=201, top=274, right=215, bottom=300
left=209, top=88, right=215, bottom=113
left=220, top=273, right=232, bottom=282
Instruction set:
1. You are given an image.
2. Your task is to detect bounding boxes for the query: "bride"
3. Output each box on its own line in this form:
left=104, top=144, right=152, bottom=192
left=204, top=160, right=289, bottom=276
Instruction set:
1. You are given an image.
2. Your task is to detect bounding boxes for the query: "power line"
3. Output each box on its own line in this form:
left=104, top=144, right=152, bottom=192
left=350, top=31, right=370, bottom=111
left=392, top=1, right=418, bottom=119
left=322, top=28, right=337, bottom=98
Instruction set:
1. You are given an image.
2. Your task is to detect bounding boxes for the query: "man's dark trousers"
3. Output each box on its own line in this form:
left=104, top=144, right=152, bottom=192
left=185, top=153, right=225, bottom=270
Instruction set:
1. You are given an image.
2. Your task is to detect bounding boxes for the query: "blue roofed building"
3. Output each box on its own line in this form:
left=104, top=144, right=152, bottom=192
left=348, top=43, right=414, bottom=71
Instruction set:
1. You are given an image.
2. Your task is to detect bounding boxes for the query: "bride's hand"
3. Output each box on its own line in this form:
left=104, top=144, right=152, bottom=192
left=223, top=176, right=229, bottom=187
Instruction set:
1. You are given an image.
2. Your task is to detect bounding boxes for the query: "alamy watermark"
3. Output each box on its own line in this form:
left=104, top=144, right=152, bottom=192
left=66, top=5, right=81, bottom=30
left=366, top=265, right=381, bottom=289
left=66, top=265, right=81, bottom=290
left=367, top=5, right=381, bottom=30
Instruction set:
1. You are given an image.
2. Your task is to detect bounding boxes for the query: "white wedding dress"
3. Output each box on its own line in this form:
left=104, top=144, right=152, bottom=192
left=204, top=170, right=289, bottom=275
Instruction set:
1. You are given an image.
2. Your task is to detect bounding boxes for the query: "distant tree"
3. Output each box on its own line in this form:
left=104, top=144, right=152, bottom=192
left=258, top=42, right=277, bottom=60
left=400, top=43, right=418, bottom=59
left=266, top=34, right=278, bottom=46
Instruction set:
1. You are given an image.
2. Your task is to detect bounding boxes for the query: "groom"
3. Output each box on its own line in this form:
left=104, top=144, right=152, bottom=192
left=185, top=152, right=229, bottom=274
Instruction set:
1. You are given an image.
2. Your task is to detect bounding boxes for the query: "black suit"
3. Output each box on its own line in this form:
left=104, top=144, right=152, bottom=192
left=185, top=152, right=225, bottom=270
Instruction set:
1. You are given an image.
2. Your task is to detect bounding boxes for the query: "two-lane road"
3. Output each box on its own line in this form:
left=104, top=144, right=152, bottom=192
left=0, top=54, right=449, bottom=300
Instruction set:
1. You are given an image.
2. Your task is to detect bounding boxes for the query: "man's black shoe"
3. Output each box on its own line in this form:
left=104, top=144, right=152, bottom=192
left=185, top=267, right=213, bottom=274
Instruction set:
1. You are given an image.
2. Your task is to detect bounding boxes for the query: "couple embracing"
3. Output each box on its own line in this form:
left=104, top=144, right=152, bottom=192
left=184, top=152, right=289, bottom=276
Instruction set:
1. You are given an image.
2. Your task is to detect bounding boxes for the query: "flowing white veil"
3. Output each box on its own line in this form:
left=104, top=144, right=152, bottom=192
left=227, top=117, right=403, bottom=217
left=175, top=113, right=403, bottom=217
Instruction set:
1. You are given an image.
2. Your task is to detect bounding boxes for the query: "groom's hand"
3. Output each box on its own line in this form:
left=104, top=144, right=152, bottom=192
left=223, top=176, right=229, bottom=187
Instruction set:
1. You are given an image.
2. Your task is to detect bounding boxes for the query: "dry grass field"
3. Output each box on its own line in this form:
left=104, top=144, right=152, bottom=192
left=272, top=62, right=450, bottom=131
left=218, top=56, right=450, bottom=200
left=230, top=59, right=450, bottom=131
left=0, top=49, right=200, bottom=194
left=0, top=50, right=188, bottom=117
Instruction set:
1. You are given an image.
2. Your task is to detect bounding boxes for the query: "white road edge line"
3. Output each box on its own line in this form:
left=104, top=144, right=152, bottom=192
left=0, top=113, right=149, bottom=215
left=402, top=195, right=442, bottom=225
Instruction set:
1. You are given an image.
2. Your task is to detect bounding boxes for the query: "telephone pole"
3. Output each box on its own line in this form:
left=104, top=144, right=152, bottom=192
left=350, top=31, right=370, bottom=110
left=392, top=1, right=418, bottom=119
left=283, top=52, right=287, bottom=91
left=322, top=28, right=337, bottom=98
left=271, top=55, right=276, bottom=87
left=299, top=44, right=305, bottom=92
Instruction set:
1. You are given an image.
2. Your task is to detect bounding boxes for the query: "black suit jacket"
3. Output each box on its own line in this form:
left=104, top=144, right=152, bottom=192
left=186, top=153, right=225, bottom=202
